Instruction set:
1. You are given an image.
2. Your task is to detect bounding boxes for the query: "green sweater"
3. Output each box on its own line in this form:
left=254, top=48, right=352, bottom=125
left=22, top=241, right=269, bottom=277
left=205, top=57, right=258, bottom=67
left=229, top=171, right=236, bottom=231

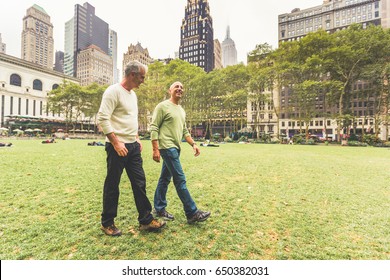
left=150, top=100, right=190, bottom=150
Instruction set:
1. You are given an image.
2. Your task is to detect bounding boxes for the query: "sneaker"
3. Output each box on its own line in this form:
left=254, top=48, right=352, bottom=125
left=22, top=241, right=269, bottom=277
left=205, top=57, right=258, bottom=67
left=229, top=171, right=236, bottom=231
left=187, top=210, right=211, bottom=224
left=155, top=209, right=175, bottom=221
left=139, top=219, right=166, bottom=232
left=101, top=224, right=122, bottom=236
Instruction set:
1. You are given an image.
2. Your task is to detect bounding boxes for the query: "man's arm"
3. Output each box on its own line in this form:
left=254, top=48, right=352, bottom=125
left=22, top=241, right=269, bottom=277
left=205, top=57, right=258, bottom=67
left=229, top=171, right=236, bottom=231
left=150, top=104, right=163, bottom=162
left=97, top=89, right=128, bottom=157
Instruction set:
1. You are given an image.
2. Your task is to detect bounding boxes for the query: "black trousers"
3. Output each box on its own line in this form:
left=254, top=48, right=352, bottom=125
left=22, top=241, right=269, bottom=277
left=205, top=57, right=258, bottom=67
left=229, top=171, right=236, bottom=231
left=101, top=142, right=153, bottom=226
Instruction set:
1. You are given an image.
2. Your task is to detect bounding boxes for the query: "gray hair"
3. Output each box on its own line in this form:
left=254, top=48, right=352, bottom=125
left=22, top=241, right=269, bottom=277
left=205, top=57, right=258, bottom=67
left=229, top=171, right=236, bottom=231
left=124, top=61, right=148, bottom=77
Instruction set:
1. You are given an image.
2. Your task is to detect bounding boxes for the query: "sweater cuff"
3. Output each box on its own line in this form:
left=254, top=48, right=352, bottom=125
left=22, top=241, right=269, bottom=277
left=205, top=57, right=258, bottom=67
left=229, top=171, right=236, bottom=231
left=150, top=131, right=159, bottom=141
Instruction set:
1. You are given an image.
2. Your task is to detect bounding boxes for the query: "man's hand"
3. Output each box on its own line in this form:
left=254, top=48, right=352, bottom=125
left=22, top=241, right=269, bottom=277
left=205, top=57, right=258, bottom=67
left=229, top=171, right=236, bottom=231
left=136, top=138, right=143, bottom=152
left=153, top=149, right=160, bottom=162
left=113, top=142, right=128, bottom=157
left=193, top=144, right=200, bottom=157
left=106, top=132, right=128, bottom=157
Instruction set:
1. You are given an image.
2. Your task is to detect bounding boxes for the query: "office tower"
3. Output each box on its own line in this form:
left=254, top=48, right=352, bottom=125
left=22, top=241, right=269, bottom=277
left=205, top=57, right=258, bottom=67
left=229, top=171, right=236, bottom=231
left=221, top=25, right=238, bottom=67
left=64, top=2, right=109, bottom=77
left=64, top=18, right=75, bottom=76
left=77, top=45, right=113, bottom=86
left=21, top=5, right=54, bottom=69
left=109, top=29, right=119, bottom=83
left=0, top=33, right=6, bottom=54
left=278, top=0, right=390, bottom=44
left=54, top=51, right=64, bottom=73
left=214, top=39, right=222, bottom=69
left=179, top=0, right=214, bottom=72
left=122, top=42, right=152, bottom=76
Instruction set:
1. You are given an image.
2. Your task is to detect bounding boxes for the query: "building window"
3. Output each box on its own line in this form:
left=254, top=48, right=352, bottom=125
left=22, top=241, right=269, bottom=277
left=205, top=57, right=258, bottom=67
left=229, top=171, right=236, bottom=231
left=18, top=98, right=21, bottom=115
left=10, top=74, right=22, bottom=87
left=26, top=99, right=29, bottom=115
left=10, top=96, right=13, bottom=115
left=33, top=79, right=43, bottom=91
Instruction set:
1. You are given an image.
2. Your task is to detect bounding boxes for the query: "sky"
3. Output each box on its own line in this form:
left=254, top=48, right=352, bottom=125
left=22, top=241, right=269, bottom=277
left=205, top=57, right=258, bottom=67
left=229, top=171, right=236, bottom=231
left=0, top=0, right=320, bottom=66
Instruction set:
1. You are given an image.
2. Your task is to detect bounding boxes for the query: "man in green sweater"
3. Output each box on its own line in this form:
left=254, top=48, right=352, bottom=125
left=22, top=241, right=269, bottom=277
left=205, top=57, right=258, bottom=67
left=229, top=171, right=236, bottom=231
left=150, top=81, right=211, bottom=224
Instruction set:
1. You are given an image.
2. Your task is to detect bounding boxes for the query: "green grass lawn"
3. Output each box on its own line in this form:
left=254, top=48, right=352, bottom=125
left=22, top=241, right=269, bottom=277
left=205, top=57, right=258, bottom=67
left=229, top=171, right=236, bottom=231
left=0, top=139, right=389, bottom=260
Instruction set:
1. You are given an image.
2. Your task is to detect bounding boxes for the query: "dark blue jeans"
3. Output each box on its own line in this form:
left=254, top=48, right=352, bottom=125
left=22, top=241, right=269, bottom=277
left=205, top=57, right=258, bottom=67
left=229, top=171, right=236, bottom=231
left=154, top=148, right=197, bottom=217
left=101, top=142, right=153, bottom=226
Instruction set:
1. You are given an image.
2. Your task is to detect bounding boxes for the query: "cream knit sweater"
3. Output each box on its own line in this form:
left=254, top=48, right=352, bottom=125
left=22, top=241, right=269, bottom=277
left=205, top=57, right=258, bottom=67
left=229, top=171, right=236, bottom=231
left=97, top=83, right=138, bottom=143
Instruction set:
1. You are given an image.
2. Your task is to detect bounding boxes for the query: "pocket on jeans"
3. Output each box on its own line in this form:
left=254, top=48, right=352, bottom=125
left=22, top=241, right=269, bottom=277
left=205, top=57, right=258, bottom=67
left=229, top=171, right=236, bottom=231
left=166, top=148, right=179, bottom=159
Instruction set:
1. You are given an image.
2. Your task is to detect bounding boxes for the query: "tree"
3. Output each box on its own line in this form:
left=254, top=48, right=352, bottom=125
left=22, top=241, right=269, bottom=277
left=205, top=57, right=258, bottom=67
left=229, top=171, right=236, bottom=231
left=219, top=64, right=250, bottom=135
left=47, top=81, right=82, bottom=132
left=82, top=83, right=107, bottom=133
left=323, top=24, right=390, bottom=141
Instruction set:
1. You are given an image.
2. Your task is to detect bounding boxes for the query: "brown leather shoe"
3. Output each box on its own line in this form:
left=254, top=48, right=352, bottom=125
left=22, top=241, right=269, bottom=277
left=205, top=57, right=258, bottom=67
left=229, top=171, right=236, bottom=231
left=101, top=224, right=122, bottom=236
left=139, top=219, right=166, bottom=232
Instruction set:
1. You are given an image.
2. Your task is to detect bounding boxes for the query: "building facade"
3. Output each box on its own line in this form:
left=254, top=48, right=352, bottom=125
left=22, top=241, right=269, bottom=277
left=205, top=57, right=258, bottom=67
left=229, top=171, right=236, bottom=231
left=249, top=0, right=390, bottom=141
left=0, top=33, right=6, bottom=54
left=21, top=5, right=54, bottom=70
left=54, top=51, right=64, bottom=73
left=221, top=26, right=238, bottom=67
left=109, top=29, right=119, bottom=83
left=278, top=0, right=389, bottom=43
left=64, top=2, right=109, bottom=78
left=0, top=53, right=79, bottom=127
left=77, top=45, right=113, bottom=86
left=122, top=42, right=152, bottom=76
left=179, top=0, right=215, bottom=72
left=213, top=39, right=223, bottom=69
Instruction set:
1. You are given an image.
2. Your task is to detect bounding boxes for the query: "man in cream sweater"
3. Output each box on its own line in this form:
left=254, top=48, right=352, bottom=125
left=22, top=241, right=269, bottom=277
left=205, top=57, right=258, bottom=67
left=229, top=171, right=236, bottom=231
left=150, top=81, right=210, bottom=224
left=98, top=61, right=165, bottom=236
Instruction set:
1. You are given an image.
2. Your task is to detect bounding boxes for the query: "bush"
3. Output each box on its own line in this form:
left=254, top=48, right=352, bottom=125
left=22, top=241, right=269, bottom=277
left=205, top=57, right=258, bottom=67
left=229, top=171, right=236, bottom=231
left=362, top=134, right=381, bottom=146
left=373, top=141, right=390, bottom=147
left=224, top=136, right=233, bottom=143
left=292, top=134, right=305, bottom=144
left=348, top=134, right=360, bottom=141
left=347, top=141, right=368, bottom=147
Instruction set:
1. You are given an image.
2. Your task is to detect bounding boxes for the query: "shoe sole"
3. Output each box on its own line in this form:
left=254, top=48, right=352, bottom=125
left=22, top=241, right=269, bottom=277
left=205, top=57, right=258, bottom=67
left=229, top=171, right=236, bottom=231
left=101, top=228, right=122, bottom=236
left=187, top=213, right=211, bottom=224
left=159, top=216, right=174, bottom=221
left=139, top=222, right=166, bottom=232
left=154, top=210, right=175, bottom=221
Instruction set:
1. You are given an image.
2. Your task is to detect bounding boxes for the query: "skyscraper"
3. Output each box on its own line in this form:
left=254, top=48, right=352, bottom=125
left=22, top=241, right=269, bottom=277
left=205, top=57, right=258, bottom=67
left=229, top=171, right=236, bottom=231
left=214, top=39, right=222, bottom=69
left=21, top=5, right=54, bottom=69
left=109, top=29, right=119, bottom=83
left=54, top=51, right=64, bottom=73
left=179, top=0, right=214, bottom=72
left=221, top=26, right=237, bottom=67
left=64, top=2, right=109, bottom=77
